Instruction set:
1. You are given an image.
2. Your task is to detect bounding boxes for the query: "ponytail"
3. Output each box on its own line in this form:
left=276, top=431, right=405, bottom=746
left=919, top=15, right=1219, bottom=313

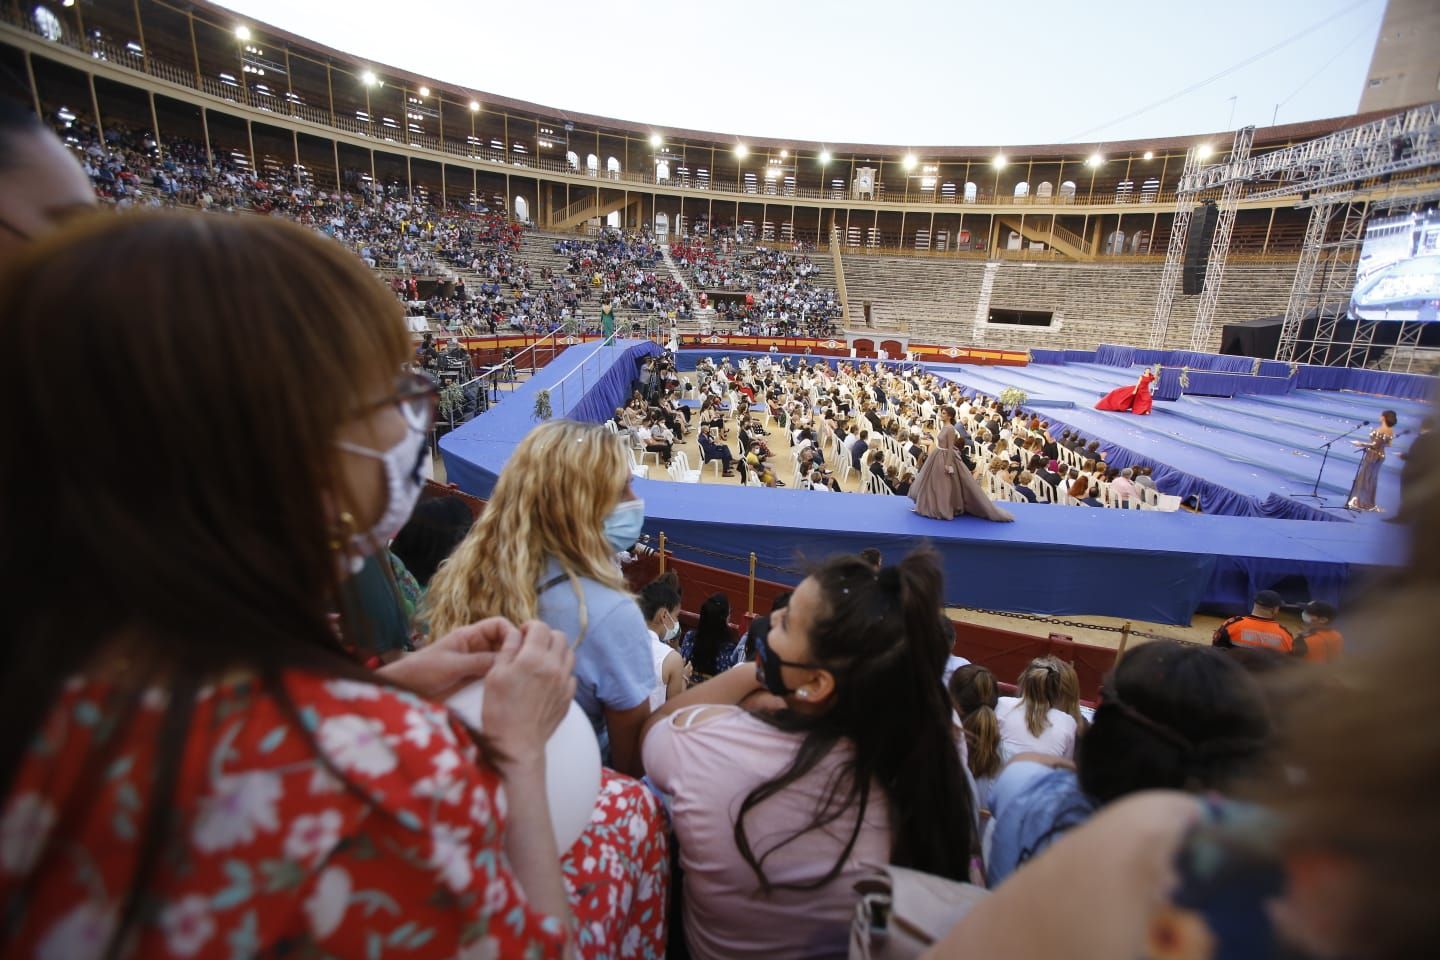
left=1018, top=657, right=1064, bottom=737
left=949, top=664, right=1002, bottom=780
left=736, top=549, right=973, bottom=890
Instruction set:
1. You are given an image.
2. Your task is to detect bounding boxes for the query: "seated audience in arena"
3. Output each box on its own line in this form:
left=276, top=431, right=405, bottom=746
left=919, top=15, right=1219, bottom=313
left=1291, top=600, right=1343, bottom=662
left=698, top=428, right=737, bottom=476
left=1078, top=479, right=1105, bottom=507
left=934, top=576, right=1440, bottom=959
left=640, top=578, right=688, bottom=708
left=1212, top=589, right=1294, bottom=654
left=1013, top=471, right=1038, bottom=502
left=949, top=664, right=1003, bottom=811
left=1109, top=467, right=1139, bottom=502
left=681, top=592, right=740, bottom=684
left=996, top=657, right=1079, bottom=760
left=0, top=102, right=97, bottom=265
left=641, top=550, right=973, bottom=959
left=427, top=420, right=655, bottom=776
left=0, top=213, right=665, bottom=958
left=985, top=641, right=1270, bottom=885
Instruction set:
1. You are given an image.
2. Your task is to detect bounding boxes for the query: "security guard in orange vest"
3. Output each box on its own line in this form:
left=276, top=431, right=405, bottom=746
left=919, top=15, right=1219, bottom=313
left=1212, top=590, right=1294, bottom=654
left=1292, top=600, right=1344, bottom=663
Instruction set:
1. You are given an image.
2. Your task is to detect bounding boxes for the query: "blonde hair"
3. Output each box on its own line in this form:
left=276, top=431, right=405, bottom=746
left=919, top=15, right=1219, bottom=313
left=1054, top=658, right=1088, bottom=736
left=1017, top=656, right=1066, bottom=737
left=424, top=419, right=629, bottom=636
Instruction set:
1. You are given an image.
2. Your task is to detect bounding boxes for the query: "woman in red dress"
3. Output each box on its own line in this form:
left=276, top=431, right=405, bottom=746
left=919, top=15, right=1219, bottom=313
left=0, top=215, right=667, bottom=960
left=1095, top=368, right=1157, bottom=415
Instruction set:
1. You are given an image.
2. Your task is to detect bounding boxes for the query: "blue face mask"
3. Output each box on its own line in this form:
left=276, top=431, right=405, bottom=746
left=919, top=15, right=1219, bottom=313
left=603, top=498, right=645, bottom=553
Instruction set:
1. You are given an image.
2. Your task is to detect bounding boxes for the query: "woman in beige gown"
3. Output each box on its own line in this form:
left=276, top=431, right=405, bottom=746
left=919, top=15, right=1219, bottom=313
left=908, top=405, right=1015, bottom=522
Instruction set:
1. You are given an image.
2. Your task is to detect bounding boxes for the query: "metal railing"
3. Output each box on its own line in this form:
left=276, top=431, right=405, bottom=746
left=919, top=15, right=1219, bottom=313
left=4, top=11, right=1233, bottom=215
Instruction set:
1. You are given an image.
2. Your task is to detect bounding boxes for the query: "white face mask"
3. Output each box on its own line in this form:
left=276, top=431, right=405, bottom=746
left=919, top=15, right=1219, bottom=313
left=664, top=613, right=681, bottom=643
left=1300, top=611, right=1314, bottom=625
left=336, top=426, right=428, bottom=571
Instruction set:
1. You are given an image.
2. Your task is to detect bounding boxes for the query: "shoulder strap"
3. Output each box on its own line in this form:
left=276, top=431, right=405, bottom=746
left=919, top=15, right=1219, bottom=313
left=537, top=572, right=589, bottom=650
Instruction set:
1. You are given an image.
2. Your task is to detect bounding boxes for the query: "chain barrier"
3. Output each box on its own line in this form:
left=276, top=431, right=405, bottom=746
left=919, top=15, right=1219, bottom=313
left=951, top=606, right=1189, bottom=643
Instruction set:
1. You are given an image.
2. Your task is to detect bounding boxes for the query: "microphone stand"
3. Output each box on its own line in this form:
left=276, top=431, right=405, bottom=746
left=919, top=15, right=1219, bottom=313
left=1295, top=421, right=1369, bottom=504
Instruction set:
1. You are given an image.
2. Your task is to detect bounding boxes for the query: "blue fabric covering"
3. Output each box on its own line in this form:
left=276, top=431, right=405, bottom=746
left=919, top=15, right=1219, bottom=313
left=1097, top=342, right=1432, bottom=400
left=1295, top=364, right=1435, bottom=401
left=1257, top=360, right=1293, bottom=378
left=438, top=339, right=661, bottom=498
left=639, top=479, right=1403, bottom=623
left=439, top=344, right=1407, bottom=624
left=1161, top=369, right=1297, bottom=399
left=930, top=361, right=1428, bottom=522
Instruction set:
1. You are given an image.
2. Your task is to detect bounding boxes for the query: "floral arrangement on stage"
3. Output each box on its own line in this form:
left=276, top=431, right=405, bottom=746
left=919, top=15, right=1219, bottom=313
left=533, top=389, right=553, bottom=421
left=999, top=387, right=1028, bottom=411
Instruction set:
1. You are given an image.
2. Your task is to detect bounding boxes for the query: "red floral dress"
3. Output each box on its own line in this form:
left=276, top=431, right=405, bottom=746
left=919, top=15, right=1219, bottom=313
left=0, top=672, right=668, bottom=959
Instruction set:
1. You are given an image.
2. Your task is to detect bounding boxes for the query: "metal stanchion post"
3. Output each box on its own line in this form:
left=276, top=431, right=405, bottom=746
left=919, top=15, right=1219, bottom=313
left=747, top=552, right=757, bottom=616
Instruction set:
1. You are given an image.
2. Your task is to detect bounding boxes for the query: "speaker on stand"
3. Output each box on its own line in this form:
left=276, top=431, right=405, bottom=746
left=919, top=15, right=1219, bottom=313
left=1182, top=201, right=1220, bottom=295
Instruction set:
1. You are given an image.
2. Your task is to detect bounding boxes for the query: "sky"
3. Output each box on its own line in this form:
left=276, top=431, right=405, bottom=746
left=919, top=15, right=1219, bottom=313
left=217, top=0, right=1388, bottom=148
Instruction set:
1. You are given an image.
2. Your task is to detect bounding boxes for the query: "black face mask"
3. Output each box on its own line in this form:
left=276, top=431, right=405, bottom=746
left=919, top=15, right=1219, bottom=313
left=754, top=633, right=822, bottom=697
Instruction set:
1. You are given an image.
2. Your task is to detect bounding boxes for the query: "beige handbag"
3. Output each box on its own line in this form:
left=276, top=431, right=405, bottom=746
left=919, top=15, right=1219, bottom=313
left=848, top=864, right=989, bottom=960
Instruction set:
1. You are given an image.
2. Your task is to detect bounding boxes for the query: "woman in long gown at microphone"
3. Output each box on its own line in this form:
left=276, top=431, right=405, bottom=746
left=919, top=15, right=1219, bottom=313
left=1095, top=367, right=1157, bottom=414
left=909, top=406, right=1015, bottom=522
left=1347, top=409, right=1397, bottom=512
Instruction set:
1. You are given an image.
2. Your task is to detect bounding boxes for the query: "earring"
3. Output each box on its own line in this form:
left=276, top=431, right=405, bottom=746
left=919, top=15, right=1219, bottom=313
left=328, top=511, right=357, bottom=551
left=797, top=689, right=808, bottom=699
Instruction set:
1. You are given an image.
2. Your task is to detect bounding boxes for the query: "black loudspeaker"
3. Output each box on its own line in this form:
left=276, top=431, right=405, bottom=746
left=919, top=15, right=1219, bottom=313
left=1182, top=202, right=1220, bottom=295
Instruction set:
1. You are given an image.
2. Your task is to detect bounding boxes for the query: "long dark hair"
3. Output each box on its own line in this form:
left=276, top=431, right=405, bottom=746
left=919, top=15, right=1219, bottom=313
left=735, top=549, right=974, bottom=890
left=1079, top=641, right=1269, bottom=804
left=688, top=592, right=734, bottom=676
left=0, top=213, right=411, bottom=952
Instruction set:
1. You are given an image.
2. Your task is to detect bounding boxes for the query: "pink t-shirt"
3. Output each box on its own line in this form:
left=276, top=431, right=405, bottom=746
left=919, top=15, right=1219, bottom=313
left=643, top=706, right=890, bottom=960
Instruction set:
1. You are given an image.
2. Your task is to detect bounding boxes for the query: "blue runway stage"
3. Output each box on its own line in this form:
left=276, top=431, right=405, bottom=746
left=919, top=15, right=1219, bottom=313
left=439, top=343, right=1412, bottom=625
left=931, top=361, right=1429, bottom=522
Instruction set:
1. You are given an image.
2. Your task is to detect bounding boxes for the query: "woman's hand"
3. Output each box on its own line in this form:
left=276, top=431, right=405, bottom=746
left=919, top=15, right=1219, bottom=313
left=481, top=620, right=576, bottom=774
left=376, top=617, right=518, bottom=701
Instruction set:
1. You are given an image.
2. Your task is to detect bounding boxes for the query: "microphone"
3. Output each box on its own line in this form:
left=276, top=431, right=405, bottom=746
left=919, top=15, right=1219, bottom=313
left=1360, top=420, right=1371, bottom=425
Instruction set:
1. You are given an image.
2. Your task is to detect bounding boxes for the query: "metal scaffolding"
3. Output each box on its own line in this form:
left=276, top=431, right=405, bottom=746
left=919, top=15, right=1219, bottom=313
left=1147, top=146, right=1203, bottom=349
left=1153, top=101, right=1440, bottom=365
left=1190, top=126, right=1255, bottom=350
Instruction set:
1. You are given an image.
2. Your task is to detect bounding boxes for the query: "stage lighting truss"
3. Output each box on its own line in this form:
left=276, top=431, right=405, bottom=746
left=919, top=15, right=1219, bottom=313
left=1149, top=102, right=1440, bottom=367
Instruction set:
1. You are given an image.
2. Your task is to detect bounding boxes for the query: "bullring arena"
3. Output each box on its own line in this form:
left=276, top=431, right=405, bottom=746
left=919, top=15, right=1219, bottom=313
left=2, top=0, right=1438, bottom=957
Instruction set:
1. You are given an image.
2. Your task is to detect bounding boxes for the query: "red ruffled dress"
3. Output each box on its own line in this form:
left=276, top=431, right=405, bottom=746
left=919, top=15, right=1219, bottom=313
left=1095, top=371, right=1156, bottom=415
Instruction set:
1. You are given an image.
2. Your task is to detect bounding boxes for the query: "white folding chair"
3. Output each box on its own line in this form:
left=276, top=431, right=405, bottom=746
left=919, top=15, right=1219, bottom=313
left=669, top=452, right=701, bottom=483
left=624, top=446, right=649, bottom=480
left=633, top=434, right=663, bottom=468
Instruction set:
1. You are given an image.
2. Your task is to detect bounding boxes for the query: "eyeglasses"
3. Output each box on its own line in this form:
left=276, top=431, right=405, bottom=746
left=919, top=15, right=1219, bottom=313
left=355, top=371, right=438, bottom=432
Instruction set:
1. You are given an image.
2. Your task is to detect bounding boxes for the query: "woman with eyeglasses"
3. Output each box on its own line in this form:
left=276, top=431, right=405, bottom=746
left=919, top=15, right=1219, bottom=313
left=0, top=213, right=664, bottom=959
left=640, top=549, right=974, bottom=959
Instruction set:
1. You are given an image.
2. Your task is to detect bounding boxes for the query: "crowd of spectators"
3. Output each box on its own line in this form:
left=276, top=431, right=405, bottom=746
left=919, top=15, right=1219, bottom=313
left=3, top=103, right=1435, bottom=960
left=555, top=226, right=693, bottom=319
left=54, top=115, right=593, bottom=335
left=671, top=228, right=841, bottom=337
left=676, top=355, right=1178, bottom=510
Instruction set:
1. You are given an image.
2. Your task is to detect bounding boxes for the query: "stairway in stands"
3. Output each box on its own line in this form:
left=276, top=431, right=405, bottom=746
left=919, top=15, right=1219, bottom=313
left=661, top=244, right=719, bottom=333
